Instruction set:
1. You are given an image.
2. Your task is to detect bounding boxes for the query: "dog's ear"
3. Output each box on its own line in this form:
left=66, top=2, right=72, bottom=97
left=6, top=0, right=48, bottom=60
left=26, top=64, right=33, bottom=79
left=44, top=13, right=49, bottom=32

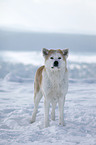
left=62, top=48, right=69, bottom=59
left=42, top=48, right=49, bottom=57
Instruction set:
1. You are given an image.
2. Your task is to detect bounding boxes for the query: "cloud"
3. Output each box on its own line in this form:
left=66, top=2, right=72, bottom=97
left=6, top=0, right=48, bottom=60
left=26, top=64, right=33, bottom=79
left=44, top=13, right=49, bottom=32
left=0, top=0, right=96, bottom=34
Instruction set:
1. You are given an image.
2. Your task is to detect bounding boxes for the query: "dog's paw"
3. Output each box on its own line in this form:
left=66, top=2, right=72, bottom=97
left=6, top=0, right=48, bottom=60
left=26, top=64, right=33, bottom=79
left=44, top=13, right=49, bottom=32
left=44, top=122, right=50, bottom=128
left=59, top=122, right=65, bottom=126
left=30, top=119, right=35, bottom=124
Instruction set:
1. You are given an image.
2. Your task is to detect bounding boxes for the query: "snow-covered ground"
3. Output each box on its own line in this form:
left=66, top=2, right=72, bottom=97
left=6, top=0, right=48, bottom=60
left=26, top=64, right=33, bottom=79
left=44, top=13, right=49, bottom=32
left=0, top=51, right=96, bottom=145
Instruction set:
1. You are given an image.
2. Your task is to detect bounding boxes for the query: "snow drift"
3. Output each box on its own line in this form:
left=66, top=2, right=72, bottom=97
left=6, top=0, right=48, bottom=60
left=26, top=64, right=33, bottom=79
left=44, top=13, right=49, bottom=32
left=0, top=51, right=96, bottom=145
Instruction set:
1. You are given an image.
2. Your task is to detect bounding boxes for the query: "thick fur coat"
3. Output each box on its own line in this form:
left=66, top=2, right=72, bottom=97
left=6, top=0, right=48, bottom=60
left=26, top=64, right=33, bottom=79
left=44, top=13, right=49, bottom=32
left=31, top=48, right=69, bottom=127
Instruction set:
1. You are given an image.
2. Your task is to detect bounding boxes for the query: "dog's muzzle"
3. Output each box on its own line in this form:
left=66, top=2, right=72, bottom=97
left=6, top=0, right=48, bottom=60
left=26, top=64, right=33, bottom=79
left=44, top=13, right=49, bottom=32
left=54, top=61, right=59, bottom=67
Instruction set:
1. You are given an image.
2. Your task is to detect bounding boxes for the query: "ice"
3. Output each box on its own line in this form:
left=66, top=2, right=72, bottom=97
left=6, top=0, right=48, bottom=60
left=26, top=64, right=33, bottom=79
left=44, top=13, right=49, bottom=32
left=0, top=51, right=96, bottom=145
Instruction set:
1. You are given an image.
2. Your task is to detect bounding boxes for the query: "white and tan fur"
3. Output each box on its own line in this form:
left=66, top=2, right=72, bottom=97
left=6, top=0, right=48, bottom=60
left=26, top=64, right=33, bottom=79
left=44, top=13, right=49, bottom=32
left=31, top=48, right=69, bottom=127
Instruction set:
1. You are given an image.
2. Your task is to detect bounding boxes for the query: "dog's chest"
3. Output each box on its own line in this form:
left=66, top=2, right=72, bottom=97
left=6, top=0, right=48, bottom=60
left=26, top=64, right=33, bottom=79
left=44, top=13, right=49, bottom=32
left=42, top=70, right=68, bottom=99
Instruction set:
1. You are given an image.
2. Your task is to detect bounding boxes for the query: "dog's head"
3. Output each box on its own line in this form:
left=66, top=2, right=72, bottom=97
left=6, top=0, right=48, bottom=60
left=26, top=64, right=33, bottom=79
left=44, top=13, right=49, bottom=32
left=42, top=48, right=69, bottom=71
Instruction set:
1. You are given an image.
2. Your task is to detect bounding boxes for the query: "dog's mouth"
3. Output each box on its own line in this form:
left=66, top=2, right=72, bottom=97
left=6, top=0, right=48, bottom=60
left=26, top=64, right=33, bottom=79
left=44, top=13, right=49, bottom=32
left=51, top=66, right=60, bottom=69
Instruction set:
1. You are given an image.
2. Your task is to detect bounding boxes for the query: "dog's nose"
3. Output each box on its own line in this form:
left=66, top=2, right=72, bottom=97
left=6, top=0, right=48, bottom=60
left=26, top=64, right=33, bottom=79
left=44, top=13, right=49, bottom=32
left=54, top=61, right=58, bottom=67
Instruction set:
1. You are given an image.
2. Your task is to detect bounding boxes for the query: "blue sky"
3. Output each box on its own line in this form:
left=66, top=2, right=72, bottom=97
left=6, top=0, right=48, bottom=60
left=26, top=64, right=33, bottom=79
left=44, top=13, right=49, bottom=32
left=0, top=0, right=96, bottom=34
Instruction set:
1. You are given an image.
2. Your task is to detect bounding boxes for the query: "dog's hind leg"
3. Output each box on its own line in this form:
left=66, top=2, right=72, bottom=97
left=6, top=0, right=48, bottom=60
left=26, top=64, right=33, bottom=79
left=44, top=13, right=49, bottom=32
left=31, top=90, right=42, bottom=123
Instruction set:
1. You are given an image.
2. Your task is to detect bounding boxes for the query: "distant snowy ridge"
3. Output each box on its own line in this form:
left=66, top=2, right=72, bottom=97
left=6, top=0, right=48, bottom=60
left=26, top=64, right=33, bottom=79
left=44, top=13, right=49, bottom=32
left=0, top=51, right=96, bottom=65
left=0, top=51, right=96, bottom=82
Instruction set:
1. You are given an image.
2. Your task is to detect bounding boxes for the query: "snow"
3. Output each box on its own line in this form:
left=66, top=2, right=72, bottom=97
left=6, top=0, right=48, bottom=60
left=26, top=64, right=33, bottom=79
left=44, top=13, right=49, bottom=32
left=0, top=80, right=96, bottom=145
left=0, top=51, right=96, bottom=145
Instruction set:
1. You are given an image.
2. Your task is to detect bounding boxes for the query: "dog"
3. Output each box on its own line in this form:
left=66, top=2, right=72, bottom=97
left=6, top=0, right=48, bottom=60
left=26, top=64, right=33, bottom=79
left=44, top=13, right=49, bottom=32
left=31, top=48, right=69, bottom=127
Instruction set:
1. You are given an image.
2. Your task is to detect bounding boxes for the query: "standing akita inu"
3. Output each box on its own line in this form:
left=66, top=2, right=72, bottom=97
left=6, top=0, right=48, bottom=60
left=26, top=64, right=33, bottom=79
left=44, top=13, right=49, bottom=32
left=31, top=48, right=69, bottom=127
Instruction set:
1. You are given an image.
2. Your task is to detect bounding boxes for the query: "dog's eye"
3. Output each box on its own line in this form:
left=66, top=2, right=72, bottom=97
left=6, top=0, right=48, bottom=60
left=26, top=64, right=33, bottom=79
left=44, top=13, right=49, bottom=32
left=58, top=57, right=61, bottom=59
left=50, top=57, right=54, bottom=59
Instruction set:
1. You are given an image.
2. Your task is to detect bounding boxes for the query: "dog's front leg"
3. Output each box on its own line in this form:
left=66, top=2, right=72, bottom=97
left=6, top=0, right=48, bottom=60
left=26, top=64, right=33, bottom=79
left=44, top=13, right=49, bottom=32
left=58, top=97, right=65, bottom=126
left=51, top=102, right=57, bottom=121
left=44, top=99, right=50, bottom=127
